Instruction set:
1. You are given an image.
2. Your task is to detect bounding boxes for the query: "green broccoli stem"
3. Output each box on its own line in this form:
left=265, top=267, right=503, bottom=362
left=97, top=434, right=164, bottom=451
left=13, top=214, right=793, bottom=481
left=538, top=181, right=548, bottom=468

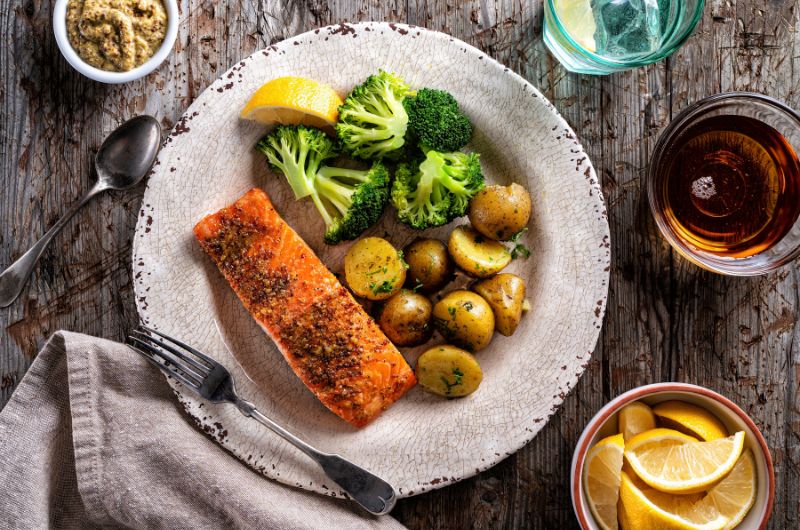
left=404, top=158, right=445, bottom=225
left=423, top=152, right=470, bottom=196
left=317, top=166, right=370, bottom=183
left=348, top=108, right=395, bottom=128
left=265, top=142, right=314, bottom=199
left=381, top=83, right=407, bottom=120
left=309, top=191, right=335, bottom=228
left=315, top=171, right=358, bottom=218
left=410, top=157, right=436, bottom=209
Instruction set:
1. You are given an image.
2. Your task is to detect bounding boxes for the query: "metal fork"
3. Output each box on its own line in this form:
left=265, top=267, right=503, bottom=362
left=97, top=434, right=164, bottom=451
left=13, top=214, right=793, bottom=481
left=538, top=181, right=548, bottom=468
left=127, top=326, right=396, bottom=516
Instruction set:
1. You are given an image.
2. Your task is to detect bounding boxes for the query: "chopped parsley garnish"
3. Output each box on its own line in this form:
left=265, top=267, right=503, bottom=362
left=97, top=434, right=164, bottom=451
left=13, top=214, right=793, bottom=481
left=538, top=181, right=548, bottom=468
left=448, top=306, right=457, bottom=318
left=510, top=228, right=528, bottom=241
left=509, top=227, right=531, bottom=260
left=441, top=367, right=465, bottom=394
left=369, top=279, right=396, bottom=295
left=397, top=250, right=410, bottom=270
left=463, top=301, right=474, bottom=311
left=511, top=244, right=531, bottom=260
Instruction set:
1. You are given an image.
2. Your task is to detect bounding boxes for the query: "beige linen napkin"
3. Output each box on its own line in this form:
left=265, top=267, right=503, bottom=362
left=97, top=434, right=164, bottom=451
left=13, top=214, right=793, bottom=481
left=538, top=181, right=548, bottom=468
left=0, top=331, right=406, bottom=530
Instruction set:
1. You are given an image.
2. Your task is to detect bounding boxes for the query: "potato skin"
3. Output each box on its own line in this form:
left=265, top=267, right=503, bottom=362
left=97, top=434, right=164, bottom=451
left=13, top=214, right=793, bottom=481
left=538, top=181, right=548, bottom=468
left=432, top=290, right=495, bottom=351
left=448, top=225, right=511, bottom=278
left=403, top=238, right=453, bottom=293
left=473, top=273, right=527, bottom=336
left=344, top=237, right=407, bottom=301
left=379, top=291, right=433, bottom=346
left=468, top=183, right=532, bottom=241
left=415, top=345, right=483, bottom=397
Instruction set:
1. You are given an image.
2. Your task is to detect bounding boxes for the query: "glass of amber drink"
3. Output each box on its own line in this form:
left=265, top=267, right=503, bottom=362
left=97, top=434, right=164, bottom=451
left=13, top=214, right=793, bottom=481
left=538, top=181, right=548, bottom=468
left=648, top=92, right=800, bottom=275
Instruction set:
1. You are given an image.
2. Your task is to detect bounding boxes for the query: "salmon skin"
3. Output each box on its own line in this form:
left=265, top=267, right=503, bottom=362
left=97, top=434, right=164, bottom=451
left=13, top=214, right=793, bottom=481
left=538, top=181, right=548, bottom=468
left=194, top=188, right=416, bottom=428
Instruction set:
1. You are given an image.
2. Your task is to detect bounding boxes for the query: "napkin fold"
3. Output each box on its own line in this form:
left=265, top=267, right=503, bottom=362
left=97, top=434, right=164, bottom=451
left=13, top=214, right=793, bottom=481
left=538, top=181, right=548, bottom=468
left=0, top=332, right=405, bottom=529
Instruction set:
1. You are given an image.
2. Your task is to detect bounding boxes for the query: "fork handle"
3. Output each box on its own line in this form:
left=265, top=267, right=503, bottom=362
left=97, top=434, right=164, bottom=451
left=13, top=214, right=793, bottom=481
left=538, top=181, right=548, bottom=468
left=234, top=399, right=396, bottom=516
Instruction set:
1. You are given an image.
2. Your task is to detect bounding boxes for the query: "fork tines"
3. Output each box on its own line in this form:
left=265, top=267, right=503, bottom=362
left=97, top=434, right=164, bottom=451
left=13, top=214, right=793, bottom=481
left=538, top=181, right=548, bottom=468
left=127, top=326, right=216, bottom=390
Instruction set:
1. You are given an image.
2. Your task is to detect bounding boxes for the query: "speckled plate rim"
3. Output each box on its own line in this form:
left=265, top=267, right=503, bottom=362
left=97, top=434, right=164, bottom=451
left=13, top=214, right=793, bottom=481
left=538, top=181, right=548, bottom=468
left=132, top=21, right=611, bottom=499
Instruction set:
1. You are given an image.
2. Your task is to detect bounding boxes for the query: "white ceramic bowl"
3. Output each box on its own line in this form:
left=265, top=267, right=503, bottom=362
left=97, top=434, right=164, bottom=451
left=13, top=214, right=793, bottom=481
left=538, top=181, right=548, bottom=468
left=52, top=0, right=178, bottom=83
left=571, top=383, right=775, bottom=529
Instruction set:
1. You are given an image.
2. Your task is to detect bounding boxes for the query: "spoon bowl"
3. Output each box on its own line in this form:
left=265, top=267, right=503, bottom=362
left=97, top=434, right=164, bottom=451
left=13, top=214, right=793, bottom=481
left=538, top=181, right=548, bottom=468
left=95, top=115, right=162, bottom=191
left=0, top=115, right=162, bottom=307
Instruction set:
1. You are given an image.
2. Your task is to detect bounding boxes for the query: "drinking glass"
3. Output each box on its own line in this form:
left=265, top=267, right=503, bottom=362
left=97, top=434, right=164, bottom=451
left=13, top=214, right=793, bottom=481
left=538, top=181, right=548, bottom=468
left=543, top=0, right=705, bottom=75
left=648, top=92, right=800, bottom=276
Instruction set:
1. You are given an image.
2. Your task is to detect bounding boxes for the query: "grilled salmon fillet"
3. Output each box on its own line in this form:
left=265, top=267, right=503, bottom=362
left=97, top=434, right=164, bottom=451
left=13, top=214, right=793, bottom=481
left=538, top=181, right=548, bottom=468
left=194, top=188, right=416, bottom=428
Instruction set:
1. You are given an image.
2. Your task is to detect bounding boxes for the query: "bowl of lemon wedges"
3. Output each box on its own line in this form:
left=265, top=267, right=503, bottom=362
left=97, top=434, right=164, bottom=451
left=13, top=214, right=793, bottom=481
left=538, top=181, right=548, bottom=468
left=571, top=383, right=775, bottom=530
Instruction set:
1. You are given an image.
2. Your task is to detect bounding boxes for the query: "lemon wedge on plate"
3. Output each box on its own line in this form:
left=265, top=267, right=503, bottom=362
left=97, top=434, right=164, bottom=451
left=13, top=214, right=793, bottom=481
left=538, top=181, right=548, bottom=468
left=583, top=433, right=624, bottom=530
left=654, top=400, right=729, bottom=441
left=554, top=0, right=598, bottom=52
left=619, top=471, right=729, bottom=530
left=240, top=77, right=343, bottom=131
left=625, top=429, right=745, bottom=494
left=618, top=401, right=657, bottom=442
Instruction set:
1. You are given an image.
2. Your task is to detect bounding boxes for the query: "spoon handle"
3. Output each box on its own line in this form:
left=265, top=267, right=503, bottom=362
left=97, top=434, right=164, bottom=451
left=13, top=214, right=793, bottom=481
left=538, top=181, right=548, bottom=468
left=0, top=186, right=102, bottom=308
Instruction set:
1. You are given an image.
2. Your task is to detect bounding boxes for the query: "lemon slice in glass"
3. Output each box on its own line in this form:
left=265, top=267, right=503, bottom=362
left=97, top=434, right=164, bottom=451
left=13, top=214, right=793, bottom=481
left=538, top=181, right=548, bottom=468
left=625, top=429, right=745, bottom=494
left=554, top=0, right=598, bottom=52
left=240, top=77, right=343, bottom=131
left=583, top=433, right=624, bottom=530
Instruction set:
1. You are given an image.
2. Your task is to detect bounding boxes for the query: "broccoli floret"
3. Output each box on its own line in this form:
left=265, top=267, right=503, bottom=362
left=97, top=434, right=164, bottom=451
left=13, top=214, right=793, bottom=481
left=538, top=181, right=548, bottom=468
left=256, top=125, right=338, bottom=199
left=391, top=150, right=485, bottom=230
left=336, top=70, right=411, bottom=160
left=404, top=88, right=473, bottom=152
left=257, top=126, right=390, bottom=243
left=312, top=163, right=390, bottom=244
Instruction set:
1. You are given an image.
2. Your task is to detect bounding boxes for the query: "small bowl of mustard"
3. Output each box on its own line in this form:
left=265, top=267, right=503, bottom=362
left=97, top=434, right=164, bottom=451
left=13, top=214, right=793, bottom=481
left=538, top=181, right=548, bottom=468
left=53, top=0, right=178, bottom=84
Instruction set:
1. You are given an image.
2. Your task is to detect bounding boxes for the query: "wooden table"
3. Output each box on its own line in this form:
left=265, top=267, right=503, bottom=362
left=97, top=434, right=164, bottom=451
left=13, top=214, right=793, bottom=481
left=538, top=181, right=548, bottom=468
left=1, top=1, right=798, bottom=528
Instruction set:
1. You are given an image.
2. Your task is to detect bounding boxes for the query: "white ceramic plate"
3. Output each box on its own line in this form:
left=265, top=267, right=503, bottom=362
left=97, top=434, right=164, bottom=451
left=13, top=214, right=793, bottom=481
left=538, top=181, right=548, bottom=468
left=132, top=22, right=610, bottom=499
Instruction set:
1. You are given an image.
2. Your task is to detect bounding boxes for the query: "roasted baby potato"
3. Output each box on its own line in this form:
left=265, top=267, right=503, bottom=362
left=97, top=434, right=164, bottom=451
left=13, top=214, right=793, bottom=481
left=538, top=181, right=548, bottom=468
left=473, top=273, right=527, bottom=336
left=416, top=345, right=483, bottom=397
left=468, top=183, right=532, bottom=241
left=379, top=290, right=433, bottom=346
left=403, top=238, right=453, bottom=293
left=344, top=237, right=407, bottom=300
left=448, top=225, right=511, bottom=278
left=432, top=290, right=495, bottom=351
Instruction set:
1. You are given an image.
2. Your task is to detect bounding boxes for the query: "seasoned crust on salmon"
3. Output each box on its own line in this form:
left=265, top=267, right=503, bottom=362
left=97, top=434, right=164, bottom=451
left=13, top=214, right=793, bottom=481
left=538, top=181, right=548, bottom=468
left=194, top=188, right=416, bottom=427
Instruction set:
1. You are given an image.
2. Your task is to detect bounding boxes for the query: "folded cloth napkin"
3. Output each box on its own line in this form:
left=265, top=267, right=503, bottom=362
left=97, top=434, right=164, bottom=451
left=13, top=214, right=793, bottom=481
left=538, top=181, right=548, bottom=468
left=0, top=332, right=406, bottom=530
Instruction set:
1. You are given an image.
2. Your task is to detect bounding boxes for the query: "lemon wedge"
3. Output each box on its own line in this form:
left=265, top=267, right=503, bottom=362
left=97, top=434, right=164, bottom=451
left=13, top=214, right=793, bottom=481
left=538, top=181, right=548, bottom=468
left=654, top=401, right=729, bottom=441
left=618, top=401, right=657, bottom=442
left=625, top=430, right=745, bottom=493
left=240, top=77, right=343, bottom=131
left=619, top=471, right=729, bottom=530
left=583, top=433, right=624, bottom=530
left=621, top=460, right=649, bottom=491
left=693, top=450, right=758, bottom=529
left=621, top=428, right=696, bottom=491
left=554, top=0, right=598, bottom=52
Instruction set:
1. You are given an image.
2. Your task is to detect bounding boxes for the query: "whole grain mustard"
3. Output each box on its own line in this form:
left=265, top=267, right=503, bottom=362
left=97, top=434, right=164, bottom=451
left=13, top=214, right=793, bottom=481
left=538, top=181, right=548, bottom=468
left=66, top=0, right=167, bottom=72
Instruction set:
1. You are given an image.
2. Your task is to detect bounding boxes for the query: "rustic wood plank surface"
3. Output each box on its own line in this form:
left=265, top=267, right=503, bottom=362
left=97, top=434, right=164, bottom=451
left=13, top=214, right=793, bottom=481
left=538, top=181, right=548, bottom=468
left=1, top=0, right=798, bottom=528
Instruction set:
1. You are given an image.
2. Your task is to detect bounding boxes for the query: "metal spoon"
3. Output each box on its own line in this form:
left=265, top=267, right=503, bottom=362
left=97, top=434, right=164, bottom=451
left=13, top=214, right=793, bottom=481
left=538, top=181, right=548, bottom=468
left=0, top=115, right=161, bottom=308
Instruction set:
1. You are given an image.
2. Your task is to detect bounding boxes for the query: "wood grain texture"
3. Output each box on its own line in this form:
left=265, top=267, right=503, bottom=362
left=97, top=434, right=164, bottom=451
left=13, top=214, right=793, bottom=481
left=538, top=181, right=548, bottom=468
left=0, top=0, right=797, bottom=528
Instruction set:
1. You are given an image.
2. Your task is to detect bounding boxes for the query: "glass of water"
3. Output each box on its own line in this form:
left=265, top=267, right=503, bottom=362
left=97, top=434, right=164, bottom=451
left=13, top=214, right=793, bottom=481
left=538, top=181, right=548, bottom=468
left=543, top=0, right=705, bottom=74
